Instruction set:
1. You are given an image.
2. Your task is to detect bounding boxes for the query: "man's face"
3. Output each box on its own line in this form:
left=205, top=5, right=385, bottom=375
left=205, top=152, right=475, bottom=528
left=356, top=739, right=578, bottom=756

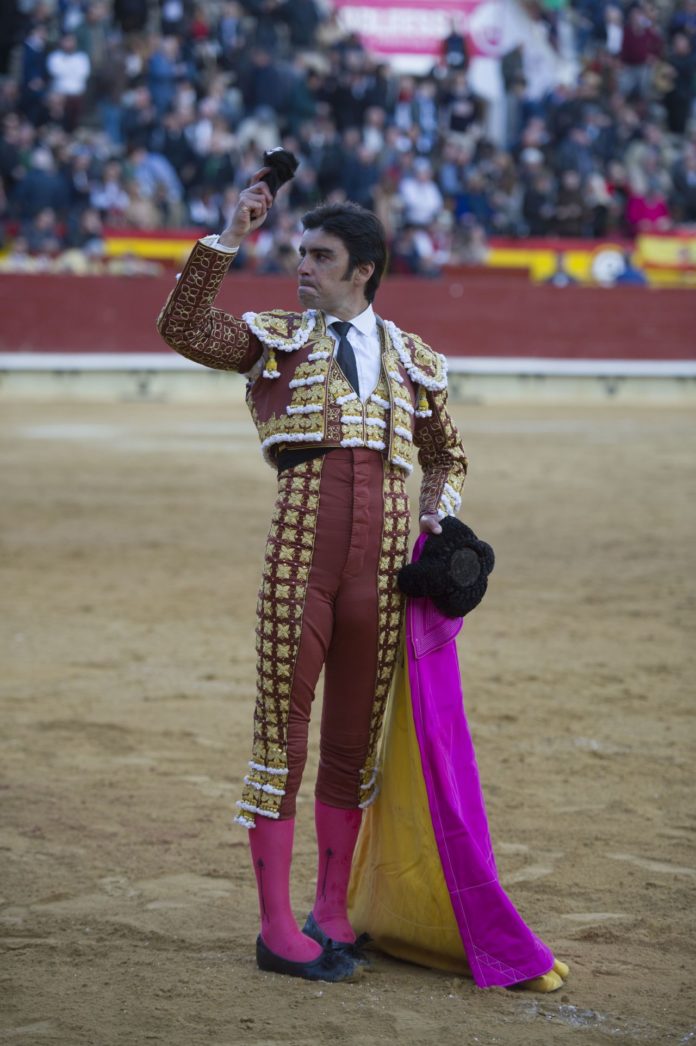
left=297, top=228, right=370, bottom=317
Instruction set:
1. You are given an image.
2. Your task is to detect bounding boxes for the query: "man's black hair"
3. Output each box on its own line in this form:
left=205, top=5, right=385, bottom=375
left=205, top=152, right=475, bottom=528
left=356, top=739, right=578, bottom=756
left=301, top=202, right=388, bottom=303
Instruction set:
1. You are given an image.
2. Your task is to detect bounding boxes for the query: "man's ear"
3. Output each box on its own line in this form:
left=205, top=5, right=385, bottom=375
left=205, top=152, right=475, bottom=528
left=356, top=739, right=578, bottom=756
left=354, top=260, right=375, bottom=289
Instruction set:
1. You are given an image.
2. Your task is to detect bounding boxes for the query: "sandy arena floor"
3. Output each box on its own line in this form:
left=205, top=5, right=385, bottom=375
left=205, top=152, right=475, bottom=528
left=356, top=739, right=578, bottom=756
left=1, top=399, right=694, bottom=1046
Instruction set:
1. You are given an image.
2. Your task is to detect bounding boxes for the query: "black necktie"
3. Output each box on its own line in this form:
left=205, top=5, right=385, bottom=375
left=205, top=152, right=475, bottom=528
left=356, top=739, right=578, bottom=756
left=330, top=321, right=360, bottom=396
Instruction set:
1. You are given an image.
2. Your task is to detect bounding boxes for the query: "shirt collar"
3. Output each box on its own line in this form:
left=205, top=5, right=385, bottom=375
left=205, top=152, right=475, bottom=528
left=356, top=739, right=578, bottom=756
left=324, top=303, right=376, bottom=337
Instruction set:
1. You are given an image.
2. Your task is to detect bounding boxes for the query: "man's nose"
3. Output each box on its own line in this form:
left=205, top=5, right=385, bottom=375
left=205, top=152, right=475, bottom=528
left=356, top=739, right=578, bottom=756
left=298, top=255, right=311, bottom=275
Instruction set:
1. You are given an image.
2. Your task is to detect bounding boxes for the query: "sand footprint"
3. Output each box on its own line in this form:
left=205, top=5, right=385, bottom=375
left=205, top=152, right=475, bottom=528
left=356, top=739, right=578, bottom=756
left=606, top=853, right=696, bottom=878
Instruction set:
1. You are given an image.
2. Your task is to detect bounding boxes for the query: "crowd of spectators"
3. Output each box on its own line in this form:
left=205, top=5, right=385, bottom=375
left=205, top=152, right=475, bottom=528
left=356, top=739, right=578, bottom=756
left=0, top=0, right=695, bottom=275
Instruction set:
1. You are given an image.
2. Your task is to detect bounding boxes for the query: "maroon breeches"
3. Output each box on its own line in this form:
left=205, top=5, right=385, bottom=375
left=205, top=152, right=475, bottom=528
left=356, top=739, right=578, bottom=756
left=237, top=449, right=409, bottom=826
left=281, top=449, right=391, bottom=815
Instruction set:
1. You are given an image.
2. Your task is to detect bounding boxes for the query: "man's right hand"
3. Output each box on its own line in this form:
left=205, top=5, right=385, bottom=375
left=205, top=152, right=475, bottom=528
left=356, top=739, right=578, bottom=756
left=219, top=168, right=274, bottom=249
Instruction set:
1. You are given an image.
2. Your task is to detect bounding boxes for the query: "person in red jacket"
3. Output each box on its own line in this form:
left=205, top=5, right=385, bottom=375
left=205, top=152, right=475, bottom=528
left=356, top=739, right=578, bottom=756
left=620, top=4, right=663, bottom=97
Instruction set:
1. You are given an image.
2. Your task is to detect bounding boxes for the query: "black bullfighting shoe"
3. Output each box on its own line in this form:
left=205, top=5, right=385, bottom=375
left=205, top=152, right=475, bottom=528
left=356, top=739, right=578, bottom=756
left=301, top=912, right=373, bottom=969
left=255, top=935, right=362, bottom=982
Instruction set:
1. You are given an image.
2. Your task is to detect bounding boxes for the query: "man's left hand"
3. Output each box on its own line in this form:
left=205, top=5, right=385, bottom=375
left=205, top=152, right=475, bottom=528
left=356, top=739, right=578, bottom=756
left=419, top=513, right=442, bottom=535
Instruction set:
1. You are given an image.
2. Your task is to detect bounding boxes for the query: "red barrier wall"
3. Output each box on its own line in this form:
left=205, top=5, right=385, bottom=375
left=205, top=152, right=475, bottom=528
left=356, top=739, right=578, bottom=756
left=1, top=272, right=693, bottom=359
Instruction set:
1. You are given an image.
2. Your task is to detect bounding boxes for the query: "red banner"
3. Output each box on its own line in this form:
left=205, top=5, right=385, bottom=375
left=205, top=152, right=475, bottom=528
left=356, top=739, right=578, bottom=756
left=332, top=0, right=520, bottom=61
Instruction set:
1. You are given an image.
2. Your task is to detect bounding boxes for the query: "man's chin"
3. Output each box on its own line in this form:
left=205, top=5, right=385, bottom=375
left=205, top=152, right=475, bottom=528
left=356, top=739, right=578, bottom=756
left=298, top=286, right=317, bottom=305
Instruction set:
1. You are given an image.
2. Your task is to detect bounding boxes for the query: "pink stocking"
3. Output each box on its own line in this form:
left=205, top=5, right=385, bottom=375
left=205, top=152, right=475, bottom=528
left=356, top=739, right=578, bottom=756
left=248, top=816, right=322, bottom=962
left=312, top=800, right=363, bottom=943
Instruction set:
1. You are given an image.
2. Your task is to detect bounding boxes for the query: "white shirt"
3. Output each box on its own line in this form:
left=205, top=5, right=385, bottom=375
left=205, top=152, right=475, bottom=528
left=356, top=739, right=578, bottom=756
left=399, top=176, right=443, bottom=226
left=324, top=304, right=380, bottom=402
left=47, top=49, right=90, bottom=96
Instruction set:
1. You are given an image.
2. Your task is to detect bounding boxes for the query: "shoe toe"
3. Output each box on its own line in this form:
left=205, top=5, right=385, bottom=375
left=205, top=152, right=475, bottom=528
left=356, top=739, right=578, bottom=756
left=256, top=936, right=361, bottom=982
left=302, top=913, right=372, bottom=968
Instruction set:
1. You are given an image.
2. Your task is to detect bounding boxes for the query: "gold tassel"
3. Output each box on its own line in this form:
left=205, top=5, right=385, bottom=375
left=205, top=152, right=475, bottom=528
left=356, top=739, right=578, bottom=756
left=418, top=385, right=429, bottom=413
left=265, top=347, right=278, bottom=374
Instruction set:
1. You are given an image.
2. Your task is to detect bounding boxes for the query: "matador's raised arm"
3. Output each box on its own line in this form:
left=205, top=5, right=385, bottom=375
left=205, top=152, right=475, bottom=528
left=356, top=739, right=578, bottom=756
left=156, top=240, right=264, bottom=373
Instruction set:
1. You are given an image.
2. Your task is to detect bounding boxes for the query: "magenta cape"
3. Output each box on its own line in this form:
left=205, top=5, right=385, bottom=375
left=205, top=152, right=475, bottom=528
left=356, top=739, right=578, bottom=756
left=350, top=535, right=554, bottom=987
left=405, top=535, right=554, bottom=987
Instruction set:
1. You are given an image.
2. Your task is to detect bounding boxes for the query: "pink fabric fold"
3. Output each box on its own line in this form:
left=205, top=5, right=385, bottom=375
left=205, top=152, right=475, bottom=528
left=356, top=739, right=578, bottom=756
left=405, top=534, right=554, bottom=988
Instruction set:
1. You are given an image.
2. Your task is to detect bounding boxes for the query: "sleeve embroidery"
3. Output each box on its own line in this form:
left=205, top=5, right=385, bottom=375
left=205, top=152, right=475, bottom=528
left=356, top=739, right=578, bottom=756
left=156, top=241, right=263, bottom=372
left=414, top=385, right=468, bottom=518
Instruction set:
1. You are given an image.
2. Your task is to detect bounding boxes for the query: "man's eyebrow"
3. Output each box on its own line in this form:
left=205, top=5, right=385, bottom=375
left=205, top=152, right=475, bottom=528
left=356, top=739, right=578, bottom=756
left=298, top=245, right=337, bottom=256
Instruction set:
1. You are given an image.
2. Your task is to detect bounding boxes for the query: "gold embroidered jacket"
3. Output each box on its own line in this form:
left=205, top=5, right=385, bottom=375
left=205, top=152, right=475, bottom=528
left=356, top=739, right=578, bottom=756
left=157, top=241, right=467, bottom=517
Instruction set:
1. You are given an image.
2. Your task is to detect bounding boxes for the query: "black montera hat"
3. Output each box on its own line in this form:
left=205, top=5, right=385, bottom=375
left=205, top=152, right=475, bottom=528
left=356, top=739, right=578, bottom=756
left=398, top=516, right=495, bottom=619
left=261, top=147, right=299, bottom=197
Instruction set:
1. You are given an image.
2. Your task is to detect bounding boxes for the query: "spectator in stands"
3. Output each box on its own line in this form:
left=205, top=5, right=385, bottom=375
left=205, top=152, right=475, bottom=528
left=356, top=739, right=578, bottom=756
left=90, top=159, right=130, bottom=221
left=236, top=104, right=280, bottom=153
left=442, top=70, right=482, bottom=145
left=0, top=116, right=31, bottom=201
left=63, top=143, right=92, bottom=213
left=196, top=117, right=237, bottom=192
left=76, top=1, right=112, bottom=70
left=671, top=142, right=696, bottom=221
left=456, top=170, right=494, bottom=230
left=148, top=36, right=183, bottom=117
left=411, top=79, right=439, bottom=153
left=282, top=0, right=321, bottom=50
left=123, top=179, right=163, bottom=228
left=68, top=205, right=105, bottom=252
left=523, top=168, right=556, bottom=235
left=20, top=23, right=49, bottom=126
left=188, top=185, right=221, bottom=230
left=399, top=158, right=444, bottom=227
left=150, top=109, right=199, bottom=191
left=554, top=169, right=590, bottom=237
left=669, top=0, right=696, bottom=44
left=159, top=0, right=188, bottom=38
left=626, top=178, right=672, bottom=232
left=12, top=146, right=69, bottom=220
left=218, top=1, right=245, bottom=69
left=391, top=223, right=440, bottom=276
left=46, top=33, right=90, bottom=132
left=661, top=31, right=696, bottom=135
left=586, top=171, right=614, bottom=237
left=362, top=105, right=386, bottom=155
left=340, top=134, right=380, bottom=209
left=113, top=0, right=148, bottom=34
left=453, top=217, right=488, bottom=264
left=125, top=144, right=184, bottom=226
left=620, top=4, right=663, bottom=98
left=288, top=162, right=320, bottom=210
left=443, top=19, right=467, bottom=69
left=239, top=48, right=288, bottom=114
left=604, top=6, right=624, bottom=56
left=120, top=85, right=158, bottom=150
left=438, top=139, right=466, bottom=197
left=25, top=205, right=62, bottom=254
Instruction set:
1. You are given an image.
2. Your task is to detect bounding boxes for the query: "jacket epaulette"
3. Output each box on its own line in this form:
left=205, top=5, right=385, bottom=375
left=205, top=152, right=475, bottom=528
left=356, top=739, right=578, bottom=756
left=242, top=309, right=318, bottom=352
left=381, top=321, right=448, bottom=392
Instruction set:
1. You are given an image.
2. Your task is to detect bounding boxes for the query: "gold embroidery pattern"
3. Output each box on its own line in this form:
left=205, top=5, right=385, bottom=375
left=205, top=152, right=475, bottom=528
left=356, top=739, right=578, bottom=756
left=236, top=457, right=324, bottom=826
left=330, top=364, right=394, bottom=451
left=156, top=242, right=262, bottom=372
left=382, top=353, right=413, bottom=471
left=365, top=372, right=392, bottom=446
left=246, top=309, right=311, bottom=343
left=358, top=465, right=410, bottom=807
left=414, top=387, right=468, bottom=517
